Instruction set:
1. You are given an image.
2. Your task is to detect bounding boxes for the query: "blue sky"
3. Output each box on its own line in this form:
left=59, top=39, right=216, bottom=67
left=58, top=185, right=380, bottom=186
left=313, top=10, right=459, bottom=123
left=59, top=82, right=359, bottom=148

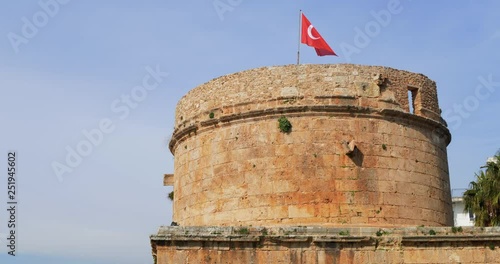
left=0, top=0, right=499, bottom=263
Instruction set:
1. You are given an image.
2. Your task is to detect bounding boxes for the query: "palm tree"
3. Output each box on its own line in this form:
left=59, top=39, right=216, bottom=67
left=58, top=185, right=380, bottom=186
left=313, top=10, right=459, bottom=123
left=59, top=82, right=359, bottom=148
left=463, top=153, right=500, bottom=226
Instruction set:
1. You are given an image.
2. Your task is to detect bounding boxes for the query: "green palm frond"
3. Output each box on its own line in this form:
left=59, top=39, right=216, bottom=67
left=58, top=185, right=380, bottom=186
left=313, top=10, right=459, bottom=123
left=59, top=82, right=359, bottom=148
left=463, top=153, right=500, bottom=227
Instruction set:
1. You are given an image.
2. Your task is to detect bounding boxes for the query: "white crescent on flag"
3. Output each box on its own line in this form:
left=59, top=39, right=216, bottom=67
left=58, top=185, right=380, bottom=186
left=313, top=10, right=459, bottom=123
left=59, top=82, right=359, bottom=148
left=307, top=25, right=320, bottom=40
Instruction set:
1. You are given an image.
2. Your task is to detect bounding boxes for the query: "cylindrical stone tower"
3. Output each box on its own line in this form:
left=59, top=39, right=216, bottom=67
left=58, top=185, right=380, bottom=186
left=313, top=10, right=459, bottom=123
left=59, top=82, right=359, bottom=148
left=168, top=64, right=453, bottom=227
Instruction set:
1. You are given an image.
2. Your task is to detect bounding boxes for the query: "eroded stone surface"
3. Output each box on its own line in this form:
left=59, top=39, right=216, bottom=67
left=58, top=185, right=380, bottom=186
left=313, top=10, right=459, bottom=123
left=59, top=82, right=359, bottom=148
left=167, top=64, right=452, bottom=227
left=151, top=226, right=500, bottom=264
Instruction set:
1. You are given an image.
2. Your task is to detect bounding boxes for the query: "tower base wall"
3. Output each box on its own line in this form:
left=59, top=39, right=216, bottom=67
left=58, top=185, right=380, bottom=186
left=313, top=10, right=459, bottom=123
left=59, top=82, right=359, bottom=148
left=151, top=226, right=500, bottom=264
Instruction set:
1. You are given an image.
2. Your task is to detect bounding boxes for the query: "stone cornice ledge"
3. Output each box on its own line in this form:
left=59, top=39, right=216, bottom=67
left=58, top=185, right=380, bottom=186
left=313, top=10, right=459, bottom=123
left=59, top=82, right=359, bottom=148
left=402, top=234, right=500, bottom=243
left=150, top=226, right=500, bottom=258
left=169, top=105, right=451, bottom=153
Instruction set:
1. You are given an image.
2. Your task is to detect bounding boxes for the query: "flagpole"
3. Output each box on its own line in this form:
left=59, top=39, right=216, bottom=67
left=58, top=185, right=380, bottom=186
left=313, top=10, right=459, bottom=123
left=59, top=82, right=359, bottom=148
left=297, top=9, right=302, bottom=65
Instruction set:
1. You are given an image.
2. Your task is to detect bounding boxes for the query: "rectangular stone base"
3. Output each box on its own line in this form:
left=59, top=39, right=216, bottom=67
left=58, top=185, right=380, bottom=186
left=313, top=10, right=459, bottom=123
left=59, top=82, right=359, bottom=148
left=150, top=226, right=500, bottom=264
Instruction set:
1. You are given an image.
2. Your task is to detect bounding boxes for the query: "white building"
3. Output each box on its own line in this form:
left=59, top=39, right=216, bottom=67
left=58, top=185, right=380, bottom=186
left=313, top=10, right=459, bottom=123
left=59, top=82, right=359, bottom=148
left=452, top=196, right=475, bottom=227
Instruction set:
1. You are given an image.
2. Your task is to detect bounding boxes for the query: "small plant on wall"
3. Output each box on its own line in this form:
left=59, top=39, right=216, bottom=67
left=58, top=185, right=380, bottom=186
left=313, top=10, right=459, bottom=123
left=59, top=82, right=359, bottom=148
left=278, top=116, right=292, bottom=133
left=168, top=191, right=174, bottom=201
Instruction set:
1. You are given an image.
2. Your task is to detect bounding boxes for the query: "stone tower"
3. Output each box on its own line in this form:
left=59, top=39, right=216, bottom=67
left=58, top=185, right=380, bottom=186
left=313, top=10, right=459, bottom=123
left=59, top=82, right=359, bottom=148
left=166, top=64, right=453, bottom=227
left=151, top=65, right=500, bottom=264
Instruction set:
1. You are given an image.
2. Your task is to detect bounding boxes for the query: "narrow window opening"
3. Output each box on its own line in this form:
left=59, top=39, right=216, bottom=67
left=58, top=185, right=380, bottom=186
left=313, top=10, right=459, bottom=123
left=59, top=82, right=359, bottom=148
left=407, top=88, right=418, bottom=114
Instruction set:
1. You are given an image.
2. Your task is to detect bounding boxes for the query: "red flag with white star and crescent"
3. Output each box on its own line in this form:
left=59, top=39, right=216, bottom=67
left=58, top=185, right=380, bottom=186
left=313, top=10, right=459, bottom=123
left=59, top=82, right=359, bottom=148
left=301, top=13, right=337, bottom=56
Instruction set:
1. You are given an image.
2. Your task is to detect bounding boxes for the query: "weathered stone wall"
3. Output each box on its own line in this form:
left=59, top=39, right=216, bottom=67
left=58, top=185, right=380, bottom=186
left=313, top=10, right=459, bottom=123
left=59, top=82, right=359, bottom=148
left=151, top=226, right=500, bottom=264
left=172, top=64, right=444, bottom=129
left=169, top=64, right=452, bottom=227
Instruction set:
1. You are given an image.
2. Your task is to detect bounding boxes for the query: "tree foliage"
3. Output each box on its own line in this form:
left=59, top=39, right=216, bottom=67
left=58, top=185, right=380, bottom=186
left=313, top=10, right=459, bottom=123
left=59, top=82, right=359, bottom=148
left=463, top=154, right=500, bottom=226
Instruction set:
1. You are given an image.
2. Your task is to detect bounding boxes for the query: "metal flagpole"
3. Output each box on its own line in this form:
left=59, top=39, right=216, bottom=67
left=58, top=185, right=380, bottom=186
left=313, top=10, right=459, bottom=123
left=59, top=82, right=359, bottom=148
left=297, top=10, right=302, bottom=65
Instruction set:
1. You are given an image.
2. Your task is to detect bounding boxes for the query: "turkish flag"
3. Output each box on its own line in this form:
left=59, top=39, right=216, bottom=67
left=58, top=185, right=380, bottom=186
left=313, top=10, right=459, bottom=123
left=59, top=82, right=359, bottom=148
left=301, top=13, right=337, bottom=56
